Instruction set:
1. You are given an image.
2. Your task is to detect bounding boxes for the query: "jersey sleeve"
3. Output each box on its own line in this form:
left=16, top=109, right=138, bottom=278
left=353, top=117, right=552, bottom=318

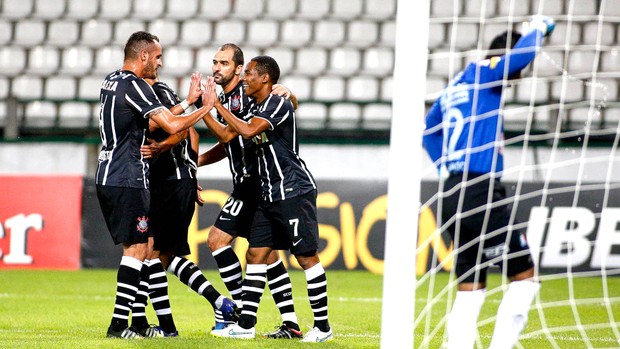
left=480, top=29, right=543, bottom=83
left=422, top=98, right=444, bottom=170
left=253, top=95, right=290, bottom=131
left=153, top=82, right=180, bottom=110
left=125, top=78, right=165, bottom=118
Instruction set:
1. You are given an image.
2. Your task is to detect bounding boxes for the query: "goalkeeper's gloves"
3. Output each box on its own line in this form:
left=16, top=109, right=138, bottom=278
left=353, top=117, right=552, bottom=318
left=528, top=15, right=555, bottom=37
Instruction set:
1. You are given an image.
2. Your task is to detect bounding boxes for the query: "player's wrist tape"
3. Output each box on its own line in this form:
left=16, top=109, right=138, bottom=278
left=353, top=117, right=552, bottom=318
left=180, top=99, right=190, bottom=110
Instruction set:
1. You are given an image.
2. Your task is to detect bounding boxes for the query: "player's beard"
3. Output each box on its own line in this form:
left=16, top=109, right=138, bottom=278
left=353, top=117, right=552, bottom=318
left=214, top=71, right=235, bottom=87
left=143, top=60, right=158, bottom=80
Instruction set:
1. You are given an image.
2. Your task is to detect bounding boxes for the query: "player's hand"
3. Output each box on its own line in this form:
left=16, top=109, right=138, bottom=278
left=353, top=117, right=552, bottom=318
left=272, top=84, right=291, bottom=99
left=201, top=77, right=217, bottom=109
left=196, top=183, right=205, bottom=206
left=140, top=139, right=163, bottom=159
left=187, top=72, right=203, bottom=105
left=529, top=15, right=555, bottom=37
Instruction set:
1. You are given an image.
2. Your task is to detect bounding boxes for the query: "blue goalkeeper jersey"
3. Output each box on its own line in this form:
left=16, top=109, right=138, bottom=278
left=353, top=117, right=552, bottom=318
left=423, top=29, right=544, bottom=177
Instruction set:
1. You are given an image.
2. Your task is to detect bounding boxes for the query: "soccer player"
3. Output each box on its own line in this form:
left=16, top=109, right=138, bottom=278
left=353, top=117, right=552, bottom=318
left=422, top=15, right=555, bottom=349
left=96, top=31, right=215, bottom=339
left=205, top=56, right=333, bottom=342
left=131, top=72, right=237, bottom=337
left=198, top=43, right=303, bottom=339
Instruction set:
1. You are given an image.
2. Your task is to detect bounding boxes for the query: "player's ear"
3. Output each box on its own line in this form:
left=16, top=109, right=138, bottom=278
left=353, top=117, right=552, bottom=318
left=234, top=64, right=243, bottom=76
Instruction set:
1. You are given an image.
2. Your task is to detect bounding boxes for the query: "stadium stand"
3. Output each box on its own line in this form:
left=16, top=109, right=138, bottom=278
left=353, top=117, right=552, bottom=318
left=0, top=0, right=618, bottom=143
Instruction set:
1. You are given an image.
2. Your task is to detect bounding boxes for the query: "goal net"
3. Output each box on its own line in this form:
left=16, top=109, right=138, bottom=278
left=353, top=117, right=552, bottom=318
left=411, top=0, right=620, bottom=348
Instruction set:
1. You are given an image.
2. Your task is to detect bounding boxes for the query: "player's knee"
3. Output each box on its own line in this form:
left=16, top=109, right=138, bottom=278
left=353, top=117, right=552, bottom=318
left=207, top=227, right=233, bottom=252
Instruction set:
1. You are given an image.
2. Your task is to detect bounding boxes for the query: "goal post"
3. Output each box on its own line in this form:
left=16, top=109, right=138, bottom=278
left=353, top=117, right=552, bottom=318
left=380, top=0, right=430, bottom=348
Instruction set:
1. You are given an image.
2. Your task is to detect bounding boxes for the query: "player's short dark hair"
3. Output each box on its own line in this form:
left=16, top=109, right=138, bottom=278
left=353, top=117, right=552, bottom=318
left=251, top=55, right=280, bottom=84
left=486, top=30, right=522, bottom=59
left=219, top=43, right=244, bottom=67
left=124, top=31, right=160, bottom=60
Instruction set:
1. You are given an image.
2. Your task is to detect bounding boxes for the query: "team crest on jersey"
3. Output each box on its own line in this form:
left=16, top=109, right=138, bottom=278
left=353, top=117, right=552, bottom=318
left=136, top=216, right=149, bottom=233
left=230, top=95, right=242, bottom=111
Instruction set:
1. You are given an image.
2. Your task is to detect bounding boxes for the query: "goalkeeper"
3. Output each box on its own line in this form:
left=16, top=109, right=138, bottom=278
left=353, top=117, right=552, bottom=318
left=423, top=15, right=555, bottom=349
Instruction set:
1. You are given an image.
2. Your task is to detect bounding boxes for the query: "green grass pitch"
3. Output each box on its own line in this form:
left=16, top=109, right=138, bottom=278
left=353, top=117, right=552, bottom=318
left=1, top=269, right=619, bottom=348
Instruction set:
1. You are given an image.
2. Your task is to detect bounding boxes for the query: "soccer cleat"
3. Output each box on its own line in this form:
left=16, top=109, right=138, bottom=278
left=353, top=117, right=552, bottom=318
left=212, top=298, right=238, bottom=330
left=301, top=327, right=334, bottom=343
left=210, top=323, right=255, bottom=339
left=106, top=326, right=144, bottom=339
left=264, top=324, right=303, bottom=339
left=138, top=325, right=178, bottom=338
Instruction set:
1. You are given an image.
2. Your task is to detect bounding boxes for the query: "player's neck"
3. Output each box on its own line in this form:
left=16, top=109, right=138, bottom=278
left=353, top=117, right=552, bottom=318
left=253, top=85, right=272, bottom=104
left=222, top=78, right=241, bottom=94
left=122, top=61, right=141, bottom=77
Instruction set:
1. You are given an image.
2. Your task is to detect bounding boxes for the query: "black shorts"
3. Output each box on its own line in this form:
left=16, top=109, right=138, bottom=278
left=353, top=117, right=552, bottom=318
left=213, top=179, right=261, bottom=240
left=250, top=190, right=319, bottom=255
left=96, top=185, right=150, bottom=245
left=442, top=173, right=534, bottom=283
left=149, top=178, right=196, bottom=256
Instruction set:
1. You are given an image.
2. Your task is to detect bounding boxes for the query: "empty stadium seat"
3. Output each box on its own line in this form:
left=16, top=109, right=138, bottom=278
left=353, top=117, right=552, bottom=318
left=133, top=0, right=165, bottom=19
left=94, top=47, right=123, bottom=74
left=600, top=49, right=620, bottom=72
left=427, top=52, right=464, bottom=77
left=81, top=20, right=113, bottom=47
left=548, top=21, right=581, bottom=46
left=363, top=0, right=395, bottom=20
left=569, top=106, right=600, bottom=129
left=78, top=76, right=104, bottom=100
left=65, top=0, right=98, bottom=19
left=348, top=76, right=379, bottom=101
left=199, top=0, right=232, bottom=19
left=280, top=20, right=313, bottom=48
left=297, top=0, right=329, bottom=19
left=0, top=101, right=6, bottom=126
left=60, top=46, right=94, bottom=76
left=570, top=1, right=597, bottom=16
left=530, top=50, right=564, bottom=77
left=232, top=0, right=264, bottom=19
left=28, top=46, right=60, bottom=76
left=586, top=78, right=618, bottom=105
left=432, top=0, right=462, bottom=17
left=59, top=102, right=92, bottom=128
left=243, top=47, right=261, bottom=62
left=99, top=0, right=131, bottom=19
left=481, top=22, right=514, bottom=48
left=329, top=48, right=361, bottom=76
left=332, top=0, right=363, bottom=19
left=279, top=75, right=312, bottom=101
left=47, top=20, right=80, bottom=47
left=12, top=75, right=43, bottom=99
left=264, top=47, right=294, bottom=75
left=296, top=103, right=327, bottom=129
left=583, top=22, right=614, bottom=46
left=446, top=23, right=479, bottom=50
left=45, top=76, right=78, bottom=100
left=162, top=46, right=194, bottom=76
left=2, top=0, right=33, bottom=19
left=329, top=103, right=361, bottom=129
left=464, top=0, right=495, bottom=17
left=148, top=19, right=179, bottom=46
left=295, top=48, right=328, bottom=75
left=313, top=76, right=345, bottom=101
left=113, top=20, right=147, bottom=45
left=362, top=103, right=391, bottom=130
left=32, top=0, right=65, bottom=19
left=601, top=0, right=620, bottom=16
left=516, top=78, right=550, bottom=104
left=379, top=20, right=396, bottom=47
left=381, top=77, right=392, bottom=102
left=214, top=20, right=246, bottom=46
left=531, top=0, right=564, bottom=15
left=314, top=20, right=346, bottom=48
left=497, top=0, right=530, bottom=16
left=551, top=79, right=584, bottom=103
left=604, top=108, right=620, bottom=128
left=428, top=23, right=446, bottom=49
left=568, top=50, right=598, bottom=75
left=265, top=0, right=297, bottom=19
left=179, top=20, right=212, bottom=47
left=425, top=77, right=447, bottom=99
left=14, top=20, right=45, bottom=47
left=24, top=101, right=56, bottom=127
left=363, top=47, right=394, bottom=76
left=0, top=20, right=12, bottom=46
left=0, top=47, right=27, bottom=77
left=247, top=20, right=279, bottom=48
left=166, top=0, right=199, bottom=19
left=347, top=20, right=379, bottom=48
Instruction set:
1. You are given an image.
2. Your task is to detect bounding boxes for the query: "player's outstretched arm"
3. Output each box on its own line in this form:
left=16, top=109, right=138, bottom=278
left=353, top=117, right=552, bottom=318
left=140, top=130, right=189, bottom=159
left=197, top=142, right=227, bottom=167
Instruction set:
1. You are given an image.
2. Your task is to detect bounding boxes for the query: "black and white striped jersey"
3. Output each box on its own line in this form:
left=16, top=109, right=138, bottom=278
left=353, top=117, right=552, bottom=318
left=216, top=81, right=258, bottom=186
left=147, top=81, right=198, bottom=185
left=95, top=70, right=165, bottom=189
left=249, top=94, right=316, bottom=202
